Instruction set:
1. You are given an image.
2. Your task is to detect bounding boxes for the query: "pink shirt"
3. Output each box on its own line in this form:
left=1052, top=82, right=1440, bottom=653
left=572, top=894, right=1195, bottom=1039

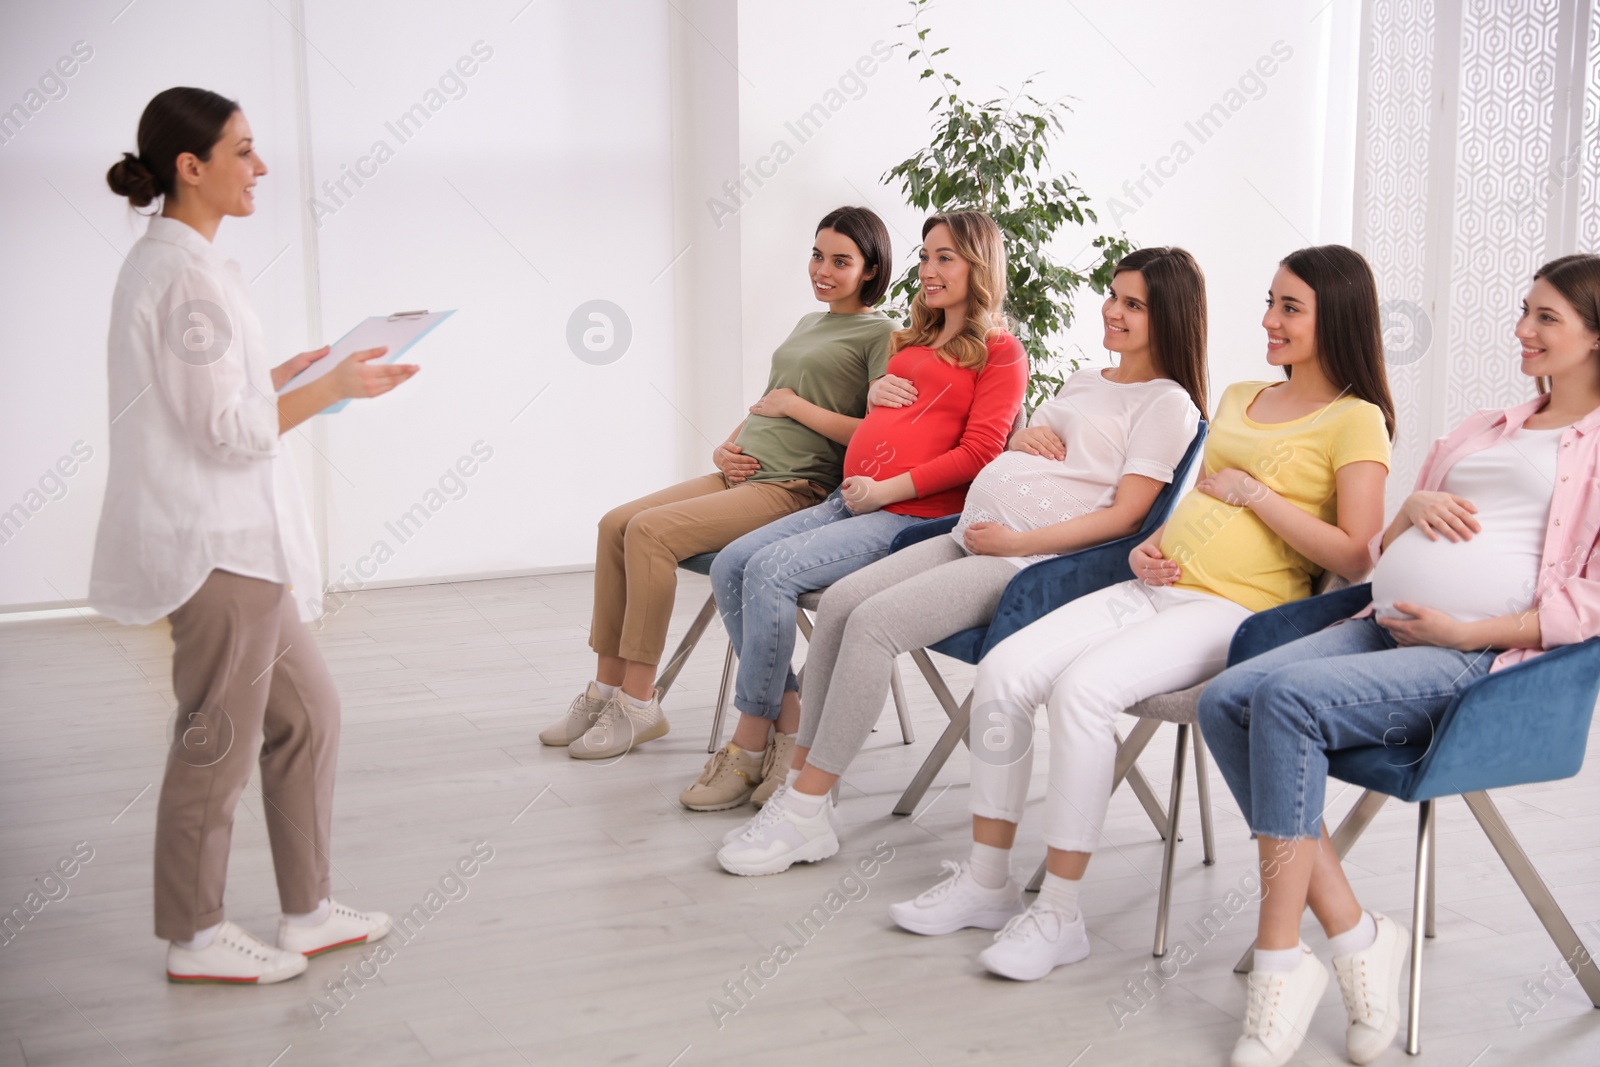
left=1362, top=396, right=1600, bottom=671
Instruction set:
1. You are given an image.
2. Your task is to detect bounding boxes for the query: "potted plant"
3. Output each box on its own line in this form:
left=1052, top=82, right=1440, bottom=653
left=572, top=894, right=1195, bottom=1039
left=883, top=0, right=1132, bottom=412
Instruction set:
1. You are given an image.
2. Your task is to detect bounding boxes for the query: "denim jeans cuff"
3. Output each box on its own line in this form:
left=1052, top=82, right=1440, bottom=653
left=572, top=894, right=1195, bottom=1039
left=733, top=696, right=783, bottom=721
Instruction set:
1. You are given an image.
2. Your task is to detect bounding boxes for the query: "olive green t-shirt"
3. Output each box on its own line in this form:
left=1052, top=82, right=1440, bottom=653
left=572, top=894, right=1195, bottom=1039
left=736, top=310, right=894, bottom=491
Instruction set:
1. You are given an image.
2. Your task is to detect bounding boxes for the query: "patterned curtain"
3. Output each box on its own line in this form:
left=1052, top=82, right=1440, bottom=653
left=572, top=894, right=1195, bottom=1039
left=1355, top=0, right=1595, bottom=511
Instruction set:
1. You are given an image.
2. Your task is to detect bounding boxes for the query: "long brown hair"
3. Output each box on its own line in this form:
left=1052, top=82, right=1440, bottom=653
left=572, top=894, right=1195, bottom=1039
left=107, top=87, right=239, bottom=209
left=1279, top=245, right=1396, bottom=438
left=1531, top=253, right=1600, bottom=395
left=1114, top=246, right=1209, bottom=416
left=890, top=211, right=1008, bottom=369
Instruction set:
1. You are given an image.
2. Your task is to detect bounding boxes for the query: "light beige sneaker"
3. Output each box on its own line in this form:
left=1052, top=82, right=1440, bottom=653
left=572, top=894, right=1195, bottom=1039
left=679, top=742, right=763, bottom=810
left=750, top=731, right=797, bottom=807
left=568, top=691, right=669, bottom=759
left=539, top=683, right=608, bottom=746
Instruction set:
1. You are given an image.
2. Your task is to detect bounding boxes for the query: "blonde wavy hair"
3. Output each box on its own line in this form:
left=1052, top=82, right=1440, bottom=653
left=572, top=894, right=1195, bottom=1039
left=890, top=211, right=1009, bottom=369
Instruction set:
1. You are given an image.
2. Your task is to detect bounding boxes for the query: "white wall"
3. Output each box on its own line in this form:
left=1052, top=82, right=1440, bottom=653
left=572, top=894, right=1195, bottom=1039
left=0, top=0, right=313, bottom=611
left=0, top=0, right=682, bottom=610
left=0, top=0, right=1360, bottom=612
left=298, top=0, right=679, bottom=591
left=732, top=0, right=1364, bottom=414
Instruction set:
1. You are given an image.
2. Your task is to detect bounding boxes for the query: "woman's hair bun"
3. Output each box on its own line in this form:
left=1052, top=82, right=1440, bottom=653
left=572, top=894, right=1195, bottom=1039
left=107, top=151, right=160, bottom=208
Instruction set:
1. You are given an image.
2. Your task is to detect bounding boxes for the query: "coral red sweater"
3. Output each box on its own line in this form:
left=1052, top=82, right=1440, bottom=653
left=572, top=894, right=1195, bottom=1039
left=843, top=333, right=1028, bottom=517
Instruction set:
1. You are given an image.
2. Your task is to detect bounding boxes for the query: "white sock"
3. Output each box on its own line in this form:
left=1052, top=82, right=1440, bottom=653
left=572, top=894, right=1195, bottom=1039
left=622, top=689, right=652, bottom=709
left=1326, top=911, right=1377, bottom=958
left=1254, top=945, right=1304, bottom=974
left=1036, top=872, right=1081, bottom=918
left=730, top=743, right=762, bottom=759
left=969, top=842, right=1011, bottom=890
left=284, top=898, right=331, bottom=927
left=174, top=921, right=223, bottom=950
left=783, top=787, right=826, bottom=819
left=784, top=767, right=801, bottom=788
left=592, top=680, right=616, bottom=700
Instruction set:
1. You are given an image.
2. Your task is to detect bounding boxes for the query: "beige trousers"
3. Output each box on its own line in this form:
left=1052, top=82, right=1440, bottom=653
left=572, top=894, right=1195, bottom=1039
left=590, top=473, right=824, bottom=665
left=154, top=569, right=340, bottom=940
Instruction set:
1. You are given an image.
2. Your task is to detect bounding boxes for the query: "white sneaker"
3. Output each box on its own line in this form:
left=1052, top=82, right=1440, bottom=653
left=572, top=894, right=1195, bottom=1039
left=1333, top=913, right=1407, bottom=1064
left=166, top=922, right=308, bottom=985
left=1232, top=945, right=1329, bottom=1067
left=277, top=900, right=392, bottom=957
left=716, top=791, right=839, bottom=876
left=977, top=902, right=1091, bottom=980
left=539, top=683, right=609, bottom=746
left=721, top=783, right=839, bottom=846
left=888, top=860, right=1024, bottom=936
left=568, top=692, right=669, bottom=760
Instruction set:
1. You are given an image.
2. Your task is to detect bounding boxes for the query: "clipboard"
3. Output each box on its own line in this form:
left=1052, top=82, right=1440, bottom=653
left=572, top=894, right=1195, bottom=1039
left=280, top=309, right=455, bottom=413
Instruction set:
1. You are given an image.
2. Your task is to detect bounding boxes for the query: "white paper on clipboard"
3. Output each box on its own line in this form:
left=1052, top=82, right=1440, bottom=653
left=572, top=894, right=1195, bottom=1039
left=279, top=309, right=455, bottom=413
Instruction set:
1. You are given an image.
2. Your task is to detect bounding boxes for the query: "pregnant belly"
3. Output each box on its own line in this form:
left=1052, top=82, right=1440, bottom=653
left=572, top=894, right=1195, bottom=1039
left=1370, top=528, right=1541, bottom=622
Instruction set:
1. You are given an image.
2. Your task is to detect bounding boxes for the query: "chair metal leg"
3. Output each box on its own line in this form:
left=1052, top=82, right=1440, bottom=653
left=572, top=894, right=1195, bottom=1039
left=1462, top=791, right=1600, bottom=1008
left=1234, top=788, right=1392, bottom=974
left=655, top=594, right=718, bottom=699
left=889, top=658, right=915, bottom=744
left=1153, top=724, right=1190, bottom=957
left=706, top=641, right=735, bottom=753
left=1407, top=800, right=1434, bottom=1055
left=1425, top=825, right=1437, bottom=939
left=908, top=649, right=967, bottom=726
left=1112, top=721, right=1174, bottom=841
left=1192, top=725, right=1216, bottom=866
left=893, top=693, right=971, bottom=816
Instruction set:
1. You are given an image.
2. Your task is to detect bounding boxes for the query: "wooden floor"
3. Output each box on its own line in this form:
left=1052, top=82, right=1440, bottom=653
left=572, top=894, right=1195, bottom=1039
left=1, top=570, right=1597, bottom=1066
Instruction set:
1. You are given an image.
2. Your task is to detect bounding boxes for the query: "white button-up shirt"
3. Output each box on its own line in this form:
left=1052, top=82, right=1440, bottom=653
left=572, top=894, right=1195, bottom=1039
left=89, top=215, right=321, bottom=624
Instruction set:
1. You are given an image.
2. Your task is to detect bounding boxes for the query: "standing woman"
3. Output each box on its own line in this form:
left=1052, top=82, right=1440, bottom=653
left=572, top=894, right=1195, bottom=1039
left=538, top=208, right=895, bottom=760
left=1198, top=255, right=1600, bottom=1067
left=889, top=246, right=1395, bottom=983
left=683, top=212, right=1027, bottom=819
left=94, top=88, right=408, bottom=983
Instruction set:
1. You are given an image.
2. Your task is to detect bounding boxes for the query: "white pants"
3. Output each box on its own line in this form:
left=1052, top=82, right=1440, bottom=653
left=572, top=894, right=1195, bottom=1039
left=969, top=580, right=1252, bottom=853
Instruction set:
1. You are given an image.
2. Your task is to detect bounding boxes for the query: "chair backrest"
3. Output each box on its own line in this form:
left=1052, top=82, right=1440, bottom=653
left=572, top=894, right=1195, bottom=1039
left=1404, top=636, right=1600, bottom=801
left=1133, top=420, right=1209, bottom=540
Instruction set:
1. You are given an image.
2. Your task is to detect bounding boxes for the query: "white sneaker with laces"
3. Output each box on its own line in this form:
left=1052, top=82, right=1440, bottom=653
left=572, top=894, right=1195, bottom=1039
left=1231, top=945, right=1329, bottom=1067
left=277, top=900, right=392, bottom=957
left=976, top=902, right=1091, bottom=980
left=538, top=683, right=609, bottom=746
left=1333, top=912, right=1407, bottom=1064
left=166, top=921, right=308, bottom=984
left=720, top=783, right=839, bottom=846
left=887, top=860, right=1024, bottom=936
left=716, top=791, right=838, bottom=876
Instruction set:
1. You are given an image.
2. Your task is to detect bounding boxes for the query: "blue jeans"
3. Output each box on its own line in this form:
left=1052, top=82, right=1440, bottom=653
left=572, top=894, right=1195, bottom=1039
left=710, top=491, right=921, bottom=720
left=1197, top=617, right=1496, bottom=840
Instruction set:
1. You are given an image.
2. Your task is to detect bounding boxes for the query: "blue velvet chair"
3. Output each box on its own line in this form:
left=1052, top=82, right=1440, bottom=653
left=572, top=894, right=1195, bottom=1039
left=889, top=421, right=1210, bottom=821
left=1221, top=584, right=1600, bottom=1054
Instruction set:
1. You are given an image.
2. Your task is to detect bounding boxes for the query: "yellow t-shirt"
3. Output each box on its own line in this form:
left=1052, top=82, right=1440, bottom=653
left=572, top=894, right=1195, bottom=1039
left=1159, top=380, right=1391, bottom=612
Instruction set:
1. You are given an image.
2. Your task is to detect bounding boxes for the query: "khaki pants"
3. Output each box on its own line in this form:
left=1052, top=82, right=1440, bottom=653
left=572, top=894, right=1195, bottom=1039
left=591, top=473, right=824, bottom=665
left=154, top=570, right=340, bottom=940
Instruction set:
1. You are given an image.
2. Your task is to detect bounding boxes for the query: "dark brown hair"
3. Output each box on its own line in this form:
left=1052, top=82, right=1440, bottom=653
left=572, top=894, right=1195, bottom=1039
left=1279, top=245, right=1396, bottom=438
left=891, top=211, right=1009, bottom=370
left=1531, top=253, right=1600, bottom=394
left=815, top=206, right=892, bottom=307
left=1113, top=246, right=1209, bottom=416
left=106, top=87, right=239, bottom=209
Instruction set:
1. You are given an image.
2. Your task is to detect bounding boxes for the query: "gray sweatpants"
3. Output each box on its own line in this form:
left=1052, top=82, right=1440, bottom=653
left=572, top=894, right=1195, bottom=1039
left=798, top=534, right=1021, bottom=774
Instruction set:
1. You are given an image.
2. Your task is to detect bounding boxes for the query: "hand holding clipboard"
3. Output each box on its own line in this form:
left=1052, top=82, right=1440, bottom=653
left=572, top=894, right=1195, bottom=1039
left=278, top=309, right=454, bottom=414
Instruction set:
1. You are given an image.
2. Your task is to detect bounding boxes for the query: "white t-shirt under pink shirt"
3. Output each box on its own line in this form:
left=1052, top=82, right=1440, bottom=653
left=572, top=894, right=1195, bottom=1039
left=951, top=367, right=1201, bottom=567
